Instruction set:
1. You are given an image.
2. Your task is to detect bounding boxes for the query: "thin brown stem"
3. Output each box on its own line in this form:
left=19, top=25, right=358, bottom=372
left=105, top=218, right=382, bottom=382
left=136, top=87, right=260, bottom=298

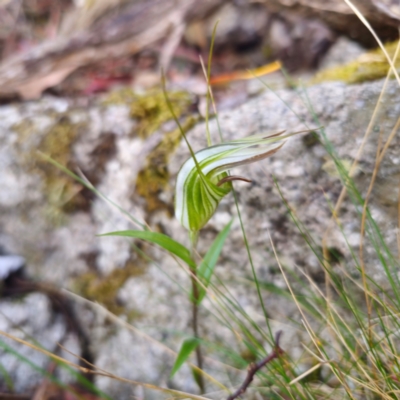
left=227, top=331, right=284, bottom=400
left=217, top=175, right=252, bottom=186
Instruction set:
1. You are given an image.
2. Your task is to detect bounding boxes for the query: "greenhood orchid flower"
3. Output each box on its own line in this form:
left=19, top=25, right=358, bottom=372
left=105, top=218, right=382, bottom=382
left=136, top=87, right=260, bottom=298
left=175, top=129, right=305, bottom=232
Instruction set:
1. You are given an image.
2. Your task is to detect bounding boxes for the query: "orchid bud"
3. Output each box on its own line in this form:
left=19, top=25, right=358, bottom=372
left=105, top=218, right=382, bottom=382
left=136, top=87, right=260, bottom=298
left=175, top=130, right=305, bottom=232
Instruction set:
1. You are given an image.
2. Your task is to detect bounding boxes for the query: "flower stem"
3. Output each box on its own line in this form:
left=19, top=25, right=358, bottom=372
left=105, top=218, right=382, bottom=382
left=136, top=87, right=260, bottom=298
left=189, top=231, right=205, bottom=394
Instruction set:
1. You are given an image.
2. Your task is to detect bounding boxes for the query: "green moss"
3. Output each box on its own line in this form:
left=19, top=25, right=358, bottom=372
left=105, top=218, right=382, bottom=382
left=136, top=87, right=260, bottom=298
left=74, top=258, right=146, bottom=317
left=104, top=88, right=193, bottom=138
left=105, top=87, right=198, bottom=215
left=313, top=40, right=400, bottom=84
left=40, top=117, right=89, bottom=222
left=13, top=115, right=86, bottom=224
left=105, top=87, right=198, bottom=214
left=135, top=116, right=198, bottom=214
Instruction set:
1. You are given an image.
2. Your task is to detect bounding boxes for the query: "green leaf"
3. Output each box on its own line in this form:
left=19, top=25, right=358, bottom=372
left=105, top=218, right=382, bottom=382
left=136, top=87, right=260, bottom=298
left=191, top=366, right=204, bottom=392
left=170, top=337, right=200, bottom=378
left=196, top=220, right=233, bottom=304
left=98, top=230, right=195, bottom=268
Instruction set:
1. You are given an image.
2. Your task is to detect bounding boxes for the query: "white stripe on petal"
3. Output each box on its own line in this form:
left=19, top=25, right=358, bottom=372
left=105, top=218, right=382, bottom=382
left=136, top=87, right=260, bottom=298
left=175, top=130, right=304, bottom=231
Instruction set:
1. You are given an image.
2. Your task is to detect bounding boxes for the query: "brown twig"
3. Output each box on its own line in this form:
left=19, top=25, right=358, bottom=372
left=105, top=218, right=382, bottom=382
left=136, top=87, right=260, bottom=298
left=227, top=331, right=284, bottom=400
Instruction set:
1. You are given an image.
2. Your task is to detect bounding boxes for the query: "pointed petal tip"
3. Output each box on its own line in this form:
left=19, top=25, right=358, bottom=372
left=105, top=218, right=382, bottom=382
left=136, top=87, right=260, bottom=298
left=217, top=175, right=252, bottom=187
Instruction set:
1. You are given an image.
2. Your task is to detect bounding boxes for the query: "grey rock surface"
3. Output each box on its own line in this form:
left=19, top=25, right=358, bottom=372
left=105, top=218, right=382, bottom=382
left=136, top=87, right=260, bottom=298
left=168, top=78, right=400, bottom=287
left=0, top=293, right=74, bottom=392
left=0, top=78, right=399, bottom=398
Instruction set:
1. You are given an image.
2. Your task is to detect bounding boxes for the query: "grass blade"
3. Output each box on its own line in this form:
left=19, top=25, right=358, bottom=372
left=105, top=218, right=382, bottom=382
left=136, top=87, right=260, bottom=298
left=170, top=337, right=200, bottom=378
left=195, top=220, right=233, bottom=304
left=99, top=230, right=195, bottom=268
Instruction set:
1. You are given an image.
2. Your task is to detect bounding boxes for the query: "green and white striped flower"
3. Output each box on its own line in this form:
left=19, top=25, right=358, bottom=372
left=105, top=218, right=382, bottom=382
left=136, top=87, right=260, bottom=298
left=175, top=130, right=304, bottom=232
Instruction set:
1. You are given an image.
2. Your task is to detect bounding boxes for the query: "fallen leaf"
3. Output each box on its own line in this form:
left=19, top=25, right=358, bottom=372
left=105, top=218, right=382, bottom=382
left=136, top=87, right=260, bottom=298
left=209, top=60, right=281, bottom=85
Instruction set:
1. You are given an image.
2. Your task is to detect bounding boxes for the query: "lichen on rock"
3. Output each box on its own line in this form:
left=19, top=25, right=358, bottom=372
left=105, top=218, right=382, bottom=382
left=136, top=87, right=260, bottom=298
left=103, top=87, right=198, bottom=216
left=135, top=115, right=198, bottom=214
left=12, top=111, right=86, bottom=224
left=314, top=40, right=400, bottom=84
left=74, top=256, right=146, bottom=317
left=104, top=88, right=193, bottom=138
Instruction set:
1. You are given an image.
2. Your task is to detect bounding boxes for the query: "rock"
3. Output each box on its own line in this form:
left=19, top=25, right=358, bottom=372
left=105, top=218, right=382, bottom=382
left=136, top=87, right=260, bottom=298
left=168, top=78, right=400, bottom=285
left=185, top=1, right=335, bottom=71
left=0, top=293, right=69, bottom=392
left=319, top=36, right=365, bottom=70
left=0, top=78, right=399, bottom=397
left=267, top=14, right=335, bottom=70
left=204, top=2, right=270, bottom=50
left=263, top=0, right=400, bottom=47
left=0, top=254, right=25, bottom=280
